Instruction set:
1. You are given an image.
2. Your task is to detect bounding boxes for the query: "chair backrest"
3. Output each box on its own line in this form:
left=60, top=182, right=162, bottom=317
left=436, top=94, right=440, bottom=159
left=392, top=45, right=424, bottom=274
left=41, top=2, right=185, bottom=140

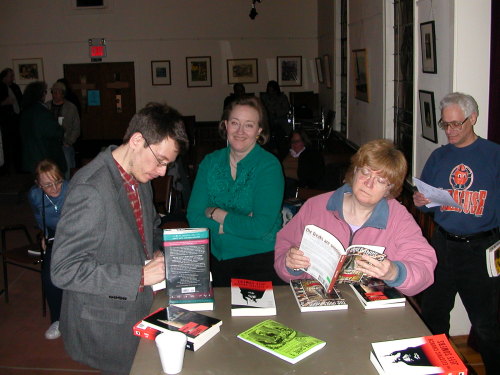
left=296, top=187, right=329, bottom=201
left=151, top=175, right=174, bottom=214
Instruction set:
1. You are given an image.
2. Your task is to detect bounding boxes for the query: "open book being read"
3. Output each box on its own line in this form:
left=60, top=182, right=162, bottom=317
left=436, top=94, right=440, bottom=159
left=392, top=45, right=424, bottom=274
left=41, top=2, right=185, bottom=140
left=299, top=224, right=386, bottom=293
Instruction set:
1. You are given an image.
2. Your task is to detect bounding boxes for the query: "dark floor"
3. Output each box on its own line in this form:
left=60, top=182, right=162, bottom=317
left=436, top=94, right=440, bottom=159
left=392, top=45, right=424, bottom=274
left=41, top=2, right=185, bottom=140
left=0, top=172, right=485, bottom=375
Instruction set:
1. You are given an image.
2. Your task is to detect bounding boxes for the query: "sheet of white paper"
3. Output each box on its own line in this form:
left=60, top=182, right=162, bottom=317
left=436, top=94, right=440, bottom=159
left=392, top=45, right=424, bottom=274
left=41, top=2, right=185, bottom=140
left=412, top=177, right=461, bottom=209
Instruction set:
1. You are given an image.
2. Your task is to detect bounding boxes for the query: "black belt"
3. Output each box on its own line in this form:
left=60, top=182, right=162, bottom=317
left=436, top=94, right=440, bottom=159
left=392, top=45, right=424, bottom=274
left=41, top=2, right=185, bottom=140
left=438, top=226, right=498, bottom=242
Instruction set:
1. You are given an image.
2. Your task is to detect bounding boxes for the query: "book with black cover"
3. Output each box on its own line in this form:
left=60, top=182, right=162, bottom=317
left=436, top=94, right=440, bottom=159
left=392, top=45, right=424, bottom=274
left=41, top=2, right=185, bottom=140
left=370, top=333, right=467, bottom=375
left=163, top=228, right=213, bottom=310
left=237, top=319, right=326, bottom=364
left=231, top=278, right=276, bottom=316
left=349, top=279, right=406, bottom=309
left=290, top=279, right=348, bottom=312
left=299, top=224, right=386, bottom=294
left=140, top=306, right=222, bottom=351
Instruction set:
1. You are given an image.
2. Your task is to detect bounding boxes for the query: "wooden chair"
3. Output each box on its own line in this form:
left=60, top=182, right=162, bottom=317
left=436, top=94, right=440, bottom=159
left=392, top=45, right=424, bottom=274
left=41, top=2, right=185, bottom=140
left=1, top=224, right=46, bottom=316
left=296, top=187, right=329, bottom=201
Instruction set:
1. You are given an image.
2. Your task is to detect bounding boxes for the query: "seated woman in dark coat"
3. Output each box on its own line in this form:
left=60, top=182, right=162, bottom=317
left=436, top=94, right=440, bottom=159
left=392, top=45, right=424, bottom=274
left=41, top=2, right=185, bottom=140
left=282, top=129, right=325, bottom=198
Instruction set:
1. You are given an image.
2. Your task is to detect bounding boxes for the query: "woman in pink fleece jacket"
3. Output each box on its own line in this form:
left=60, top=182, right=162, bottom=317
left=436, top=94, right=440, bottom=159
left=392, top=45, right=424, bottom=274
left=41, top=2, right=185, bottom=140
left=274, top=139, right=436, bottom=296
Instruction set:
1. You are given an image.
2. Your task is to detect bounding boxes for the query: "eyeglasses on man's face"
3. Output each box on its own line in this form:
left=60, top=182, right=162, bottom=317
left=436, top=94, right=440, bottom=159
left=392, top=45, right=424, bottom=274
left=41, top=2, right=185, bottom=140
left=438, top=116, right=469, bottom=131
left=142, top=136, right=170, bottom=168
left=355, top=166, right=392, bottom=188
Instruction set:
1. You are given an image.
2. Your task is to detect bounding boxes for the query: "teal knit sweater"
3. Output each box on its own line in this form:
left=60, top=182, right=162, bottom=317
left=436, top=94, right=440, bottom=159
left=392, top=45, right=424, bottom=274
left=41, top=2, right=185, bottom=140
left=187, top=144, right=284, bottom=260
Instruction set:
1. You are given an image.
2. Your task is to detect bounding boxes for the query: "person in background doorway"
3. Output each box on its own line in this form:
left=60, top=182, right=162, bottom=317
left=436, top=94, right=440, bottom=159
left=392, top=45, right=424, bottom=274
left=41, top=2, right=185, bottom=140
left=282, top=128, right=325, bottom=198
left=20, top=81, right=66, bottom=175
left=46, top=81, right=80, bottom=179
left=223, top=83, right=247, bottom=110
left=28, top=159, right=68, bottom=340
left=0, top=68, right=23, bottom=174
left=188, top=96, right=285, bottom=287
left=413, top=92, right=500, bottom=375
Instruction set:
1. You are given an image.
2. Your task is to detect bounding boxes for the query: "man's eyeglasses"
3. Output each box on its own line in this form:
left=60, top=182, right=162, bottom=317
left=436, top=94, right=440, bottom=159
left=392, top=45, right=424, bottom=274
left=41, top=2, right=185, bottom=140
left=355, top=167, right=392, bottom=188
left=143, top=137, right=170, bottom=168
left=438, top=116, right=469, bottom=131
left=39, top=180, right=63, bottom=189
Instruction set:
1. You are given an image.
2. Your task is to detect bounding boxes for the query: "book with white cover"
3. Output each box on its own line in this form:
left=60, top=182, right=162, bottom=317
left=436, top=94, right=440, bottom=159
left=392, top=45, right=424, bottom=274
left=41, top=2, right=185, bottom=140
left=231, top=278, right=276, bottom=316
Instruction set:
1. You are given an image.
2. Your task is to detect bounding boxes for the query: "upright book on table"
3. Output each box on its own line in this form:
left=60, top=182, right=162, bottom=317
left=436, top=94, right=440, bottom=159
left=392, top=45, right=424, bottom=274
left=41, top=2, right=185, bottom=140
left=230, top=278, right=276, bottom=316
left=135, top=305, right=222, bottom=351
left=290, top=279, right=348, bottom=312
left=299, top=224, right=386, bottom=293
left=237, top=319, right=326, bottom=364
left=163, top=228, right=214, bottom=311
left=486, top=239, right=500, bottom=277
left=370, top=333, right=467, bottom=375
left=349, top=279, right=406, bottom=309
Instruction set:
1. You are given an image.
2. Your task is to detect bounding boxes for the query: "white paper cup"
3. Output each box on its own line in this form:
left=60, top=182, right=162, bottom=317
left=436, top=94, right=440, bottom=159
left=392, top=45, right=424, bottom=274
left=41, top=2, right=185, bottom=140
left=155, top=331, right=187, bottom=374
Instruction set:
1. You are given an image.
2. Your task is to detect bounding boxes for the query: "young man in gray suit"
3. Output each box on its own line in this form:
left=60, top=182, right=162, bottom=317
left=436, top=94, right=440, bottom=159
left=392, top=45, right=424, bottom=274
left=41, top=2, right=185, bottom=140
left=51, top=102, right=189, bottom=374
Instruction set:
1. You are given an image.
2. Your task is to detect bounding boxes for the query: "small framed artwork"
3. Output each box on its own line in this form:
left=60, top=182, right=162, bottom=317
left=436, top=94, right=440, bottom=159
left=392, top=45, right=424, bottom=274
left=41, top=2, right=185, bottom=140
left=186, top=56, right=212, bottom=87
left=418, top=90, right=438, bottom=143
left=420, top=21, right=437, bottom=74
left=227, top=58, right=258, bottom=84
left=12, top=58, right=44, bottom=85
left=323, top=54, right=332, bottom=88
left=151, top=60, right=171, bottom=85
left=352, top=49, right=369, bottom=102
left=315, top=57, right=324, bottom=84
left=277, top=56, right=302, bottom=87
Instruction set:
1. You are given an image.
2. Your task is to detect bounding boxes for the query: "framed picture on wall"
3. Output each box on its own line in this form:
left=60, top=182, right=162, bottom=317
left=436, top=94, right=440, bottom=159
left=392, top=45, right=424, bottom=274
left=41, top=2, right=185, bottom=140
left=323, top=54, right=332, bottom=88
left=277, top=56, right=302, bottom=87
left=186, top=56, right=212, bottom=87
left=315, top=57, right=324, bottom=84
left=420, top=21, right=437, bottom=74
left=352, top=49, right=369, bottom=102
left=12, top=58, right=44, bottom=85
left=227, top=59, right=258, bottom=84
left=151, top=60, right=171, bottom=85
left=418, top=90, right=438, bottom=143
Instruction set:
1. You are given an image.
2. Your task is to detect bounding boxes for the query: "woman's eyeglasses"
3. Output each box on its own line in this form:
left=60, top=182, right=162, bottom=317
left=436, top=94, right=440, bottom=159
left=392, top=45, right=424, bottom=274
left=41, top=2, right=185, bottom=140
left=356, top=167, right=392, bottom=188
left=40, top=180, right=63, bottom=189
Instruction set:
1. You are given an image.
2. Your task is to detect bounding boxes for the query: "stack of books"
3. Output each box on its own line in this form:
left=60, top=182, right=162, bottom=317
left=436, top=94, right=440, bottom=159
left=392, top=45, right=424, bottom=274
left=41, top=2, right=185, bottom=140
left=349, top=279, right=406, bottom=309
left=230, top=278, right=276, bottom=316
left=290, top=279, right=348, bottom=312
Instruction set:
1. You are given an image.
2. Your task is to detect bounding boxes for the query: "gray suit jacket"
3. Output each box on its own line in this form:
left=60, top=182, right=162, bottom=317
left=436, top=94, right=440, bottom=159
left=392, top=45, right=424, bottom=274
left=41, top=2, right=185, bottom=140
left=51, top=146, right=162, bottom=373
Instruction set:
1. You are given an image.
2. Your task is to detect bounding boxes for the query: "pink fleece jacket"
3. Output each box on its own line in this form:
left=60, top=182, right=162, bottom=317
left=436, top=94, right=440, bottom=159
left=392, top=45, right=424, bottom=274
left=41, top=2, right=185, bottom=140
left=274, top=188, right=436, bottom=296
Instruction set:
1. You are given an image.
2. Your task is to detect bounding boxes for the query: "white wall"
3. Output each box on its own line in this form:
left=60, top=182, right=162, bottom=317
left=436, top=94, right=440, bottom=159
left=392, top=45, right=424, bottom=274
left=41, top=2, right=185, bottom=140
left=0, top=0, right=318, bottom=120
left=347, top=0, right=385, bottom=145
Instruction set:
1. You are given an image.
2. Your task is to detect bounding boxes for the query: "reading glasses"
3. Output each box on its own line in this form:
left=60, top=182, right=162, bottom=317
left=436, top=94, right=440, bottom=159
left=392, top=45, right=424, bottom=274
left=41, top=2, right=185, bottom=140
left=438, top=116, right=469, bottom=131
left=143, top=137, right=171, bottom=168
left=39, top=180, right=63, bottom=189
left=356, top=167, right=391, bottom=188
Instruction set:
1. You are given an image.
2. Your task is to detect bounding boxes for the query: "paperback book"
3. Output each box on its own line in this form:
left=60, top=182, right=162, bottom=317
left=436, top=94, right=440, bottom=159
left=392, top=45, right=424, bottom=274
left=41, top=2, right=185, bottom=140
left=486, top=239, right=500, bottom=277
left=231, top=278, right=276, bottom=316
left=290, top=279, right=348, bottom=312
left=163, top=228, right=214, bottom=310
left=135, top=305, right=222, bottom=351
left=349, top=279, right=406, bottom=309
left=370, top=333, right=467, bottom=375
left=237, top=319, right=326, bottom=364
left=299, top=224, right=386, bottom=293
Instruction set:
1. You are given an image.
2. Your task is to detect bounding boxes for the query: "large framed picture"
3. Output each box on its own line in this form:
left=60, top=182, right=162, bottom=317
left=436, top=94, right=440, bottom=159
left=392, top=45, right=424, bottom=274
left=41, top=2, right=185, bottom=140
left=277, top=56, right=302, bottom=87
left=151, top=60, right=171, bottom=85
left=420, top=21, right=437, bottom=74
left=12, top=58, right=44, bottom=85
left=227, top=58, right=258, bottom=84
left=315, top=57, right=324, bottom=84
left=352, top=49, right=369, bottom=102
left=418, top=90, right=438, bottom=143
left=186, top=56, right=212, bottom=87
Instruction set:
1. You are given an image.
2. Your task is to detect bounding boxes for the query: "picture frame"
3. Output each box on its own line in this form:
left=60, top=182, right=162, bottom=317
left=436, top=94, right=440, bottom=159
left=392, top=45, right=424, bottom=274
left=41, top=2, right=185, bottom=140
left=315, top=57, right=324, bottom=84
left=323, top=54, right=332, bottom=88
left=418, top=90, right=438, bottom=143
left=186, top=56, right=212, bottom=87
left=227, top=58, right=258, bottom=84
left=277, top=56, right=302, bottom=87
left=12, top=58, right=44, bottom=85
left=151, top=60, right=171, bottom=85
left=420, top=21, right=437, bottom=74
left=352, top=49, right=369, bottom=102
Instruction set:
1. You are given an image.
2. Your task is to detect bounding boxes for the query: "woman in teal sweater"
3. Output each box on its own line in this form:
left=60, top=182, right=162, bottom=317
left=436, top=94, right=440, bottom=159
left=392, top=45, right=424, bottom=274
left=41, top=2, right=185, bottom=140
left=187, top=96, right=285, bottom=286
